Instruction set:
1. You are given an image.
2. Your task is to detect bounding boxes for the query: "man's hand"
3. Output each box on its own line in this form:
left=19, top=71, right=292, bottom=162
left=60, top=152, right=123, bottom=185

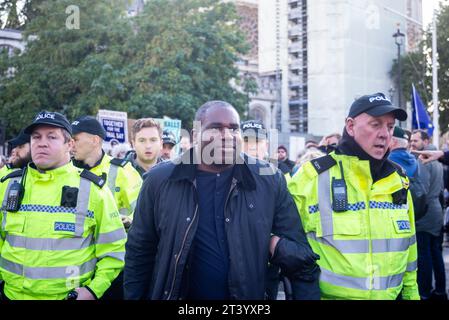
left=121, top=215, right=133, bottom=228
left=270, top=235, right=281, bottom=256
left=411, top=150, right=444, bottom=164
left=75, top=287, right=96, bottom=300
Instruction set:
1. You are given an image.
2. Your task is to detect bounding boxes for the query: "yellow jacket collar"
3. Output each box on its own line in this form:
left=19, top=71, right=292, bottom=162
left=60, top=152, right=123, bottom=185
left=28, top=161, right=78, bottom=181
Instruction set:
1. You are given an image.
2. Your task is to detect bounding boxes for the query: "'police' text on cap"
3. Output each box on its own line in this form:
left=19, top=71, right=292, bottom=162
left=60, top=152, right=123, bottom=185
left=24, top=110, right=73, bottom=135
left=348, top=93, right=407, bottom=122
left=241, top=120, right=267, bottom=140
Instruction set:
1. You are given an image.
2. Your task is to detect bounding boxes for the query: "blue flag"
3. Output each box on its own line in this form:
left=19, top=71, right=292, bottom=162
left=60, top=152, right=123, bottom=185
left=412, top=84, right=434, bottom=136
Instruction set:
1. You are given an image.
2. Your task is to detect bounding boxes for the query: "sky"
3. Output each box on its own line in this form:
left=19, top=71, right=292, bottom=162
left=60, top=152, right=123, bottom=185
left=423, top=0, right=447, bottom=26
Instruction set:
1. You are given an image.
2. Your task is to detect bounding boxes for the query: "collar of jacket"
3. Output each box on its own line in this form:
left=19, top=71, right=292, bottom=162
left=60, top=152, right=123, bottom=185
left=124, top=150, right=144, bottom=174
left=335, top=128, right=396, bottom=183
left=72, top=150, right=105, bottom=170
left=28, top=161, right=77, bottom=181
left=168, top=148, right=256, bottom=191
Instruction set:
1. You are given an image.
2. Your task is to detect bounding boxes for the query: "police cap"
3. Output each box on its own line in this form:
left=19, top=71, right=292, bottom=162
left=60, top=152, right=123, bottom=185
left=162, top=130, right=177, bottom=146
left=7, top=129, right=30, bottom=149
left=348, top=93, right=407, bottom=121
left=24, top=110, right=72, bottom=135
left=71, top=116, right=106, bottom=140
left=241, top=120, right=267, bottom=140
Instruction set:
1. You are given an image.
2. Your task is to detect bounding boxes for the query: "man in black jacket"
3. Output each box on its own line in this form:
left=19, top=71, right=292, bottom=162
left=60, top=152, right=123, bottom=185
left=124, top=101, right=320, bottom=300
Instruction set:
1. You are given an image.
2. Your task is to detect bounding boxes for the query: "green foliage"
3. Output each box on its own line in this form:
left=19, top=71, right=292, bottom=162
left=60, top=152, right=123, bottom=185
left=0, top=0, right=255, bottom=138
left=390, top=3, right=449, bottom=132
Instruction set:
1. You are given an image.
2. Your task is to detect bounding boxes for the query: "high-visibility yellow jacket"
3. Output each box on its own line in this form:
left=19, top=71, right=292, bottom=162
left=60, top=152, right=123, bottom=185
left=88, top=154, right=142, bottom=219
left=0, top=162, right=126, bottom=300
left=288, top=153, right=420, bottom=300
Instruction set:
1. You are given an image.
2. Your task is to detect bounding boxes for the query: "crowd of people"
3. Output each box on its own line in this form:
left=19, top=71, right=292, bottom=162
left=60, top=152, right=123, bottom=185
left=0, top=92, right=447, bottom=300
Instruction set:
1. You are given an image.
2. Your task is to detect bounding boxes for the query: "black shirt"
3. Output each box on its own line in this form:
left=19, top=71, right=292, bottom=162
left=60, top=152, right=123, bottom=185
left=187, top=166, right=234, bottom=300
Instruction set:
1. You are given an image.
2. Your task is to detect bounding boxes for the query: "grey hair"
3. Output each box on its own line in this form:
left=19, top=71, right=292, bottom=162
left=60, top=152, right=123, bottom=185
left=392, top=137, right=409, bottom=149
left=61, top=128, right=72, bottom=143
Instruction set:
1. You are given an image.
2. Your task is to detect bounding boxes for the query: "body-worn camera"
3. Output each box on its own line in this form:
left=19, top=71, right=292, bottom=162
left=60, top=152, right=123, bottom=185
left=61, top=186, right=79, bottom=208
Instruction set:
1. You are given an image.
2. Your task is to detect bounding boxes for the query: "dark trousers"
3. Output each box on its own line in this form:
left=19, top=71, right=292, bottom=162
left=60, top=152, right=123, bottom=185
left=416, top=231, right=447, bottom=299
left=265, top=264, right=280, bottom=300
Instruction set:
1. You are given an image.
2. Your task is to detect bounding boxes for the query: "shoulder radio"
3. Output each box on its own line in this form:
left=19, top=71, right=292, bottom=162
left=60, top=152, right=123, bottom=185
left=331, top=161, right=348, bottom=212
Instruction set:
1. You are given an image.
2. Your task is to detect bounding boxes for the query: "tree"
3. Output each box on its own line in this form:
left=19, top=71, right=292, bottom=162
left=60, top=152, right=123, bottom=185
left=0, top=0, right=132, bottom=136
left=390, top=3, right=449, bottom=132
left=118, top=0, right=255, bottom=127
left=1, top=0, right=33, bottom=29
left=0, top=0, right=255, bottom=139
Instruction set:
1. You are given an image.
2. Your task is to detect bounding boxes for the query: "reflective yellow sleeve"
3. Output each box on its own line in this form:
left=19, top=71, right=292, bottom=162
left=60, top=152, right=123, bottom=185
left=287, top=165, right=316, bottom=229
left=401, top=191, right=420, bottom=300
left=116, top=164, right=142, bottom=219
left=0, top=183, right=6, bottom=282
left=89, top=187, right=127, bottom=298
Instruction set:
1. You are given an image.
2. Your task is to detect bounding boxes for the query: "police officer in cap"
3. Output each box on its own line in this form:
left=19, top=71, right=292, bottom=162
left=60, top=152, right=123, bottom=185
left=71, top=115, right=142, bottom=228
left=161, top=130, right=177, bottom=160
left=0, top=110, right=126, bottom=300
left=289, top=93, right=420, bottom=300
left=0, top=130, right=31, bottom=179
left=240, top=120, right=268, bottom=160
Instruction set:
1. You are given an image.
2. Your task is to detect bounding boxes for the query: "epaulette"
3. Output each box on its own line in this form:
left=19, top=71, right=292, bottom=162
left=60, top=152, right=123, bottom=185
left=0, top=169, right=23, bottom=183
left=80, top=170, right=106, bottom=188
left=110, top=158, right=129, bottom=168
left=310, top=155, right=337, bottom=175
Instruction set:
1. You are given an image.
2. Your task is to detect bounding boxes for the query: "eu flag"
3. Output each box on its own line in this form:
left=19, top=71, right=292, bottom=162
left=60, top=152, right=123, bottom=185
left=412, top=84, right=434, bottom=136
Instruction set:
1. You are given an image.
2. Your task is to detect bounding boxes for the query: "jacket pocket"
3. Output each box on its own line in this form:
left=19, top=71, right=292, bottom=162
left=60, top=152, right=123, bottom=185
left=318, top=215, right=361, bottom=237
left=3, top=214, right=25, bottom=234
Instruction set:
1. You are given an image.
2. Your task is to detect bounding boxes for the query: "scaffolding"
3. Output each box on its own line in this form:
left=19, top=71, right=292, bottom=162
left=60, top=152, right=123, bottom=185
left=287, top=0, right=308, bottom=133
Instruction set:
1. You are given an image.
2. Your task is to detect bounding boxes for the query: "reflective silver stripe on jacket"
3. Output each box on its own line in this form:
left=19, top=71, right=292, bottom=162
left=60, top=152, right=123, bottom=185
left=307, top=232, right=412, bottom=254
left=320, top=267, right=404, bottom=291
left=0, top=256, right=97, bottom=279
left=108, top=164, right=119, bottom=194
left=5, top=234, right=94, bottom=251
left=98, top=251, right=125, bottom=262
left=406, top=260, right=418, bottom=272
left=318, top=171, right=334, bottom=236
left=75, top=177, right=91, bottom=237
left=95, top=228, right=127, bottom=245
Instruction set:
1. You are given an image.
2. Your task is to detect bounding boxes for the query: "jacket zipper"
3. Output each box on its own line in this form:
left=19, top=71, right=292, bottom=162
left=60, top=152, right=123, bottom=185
left=166, top=185, right=199, bottom=300
left=224, top=179, right=238, bottom=218
left=223, top=179, right=238, bottom=297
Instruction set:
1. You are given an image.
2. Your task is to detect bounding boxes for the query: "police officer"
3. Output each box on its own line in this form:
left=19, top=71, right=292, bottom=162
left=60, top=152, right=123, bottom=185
left=240, top=120, right=291, bottom=177
left=71, top=116, right=142, bottom=228
left=161, top=130, right=177, bottom=160
left=240, top=119, right=290, bottom=299
left=288, top=93, right=420, bottom=300
left=240, top=120, right=269, bottom=160
left=0, top=130, right=31, bottom=179
left=0, top=111, right=126, bottom=300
